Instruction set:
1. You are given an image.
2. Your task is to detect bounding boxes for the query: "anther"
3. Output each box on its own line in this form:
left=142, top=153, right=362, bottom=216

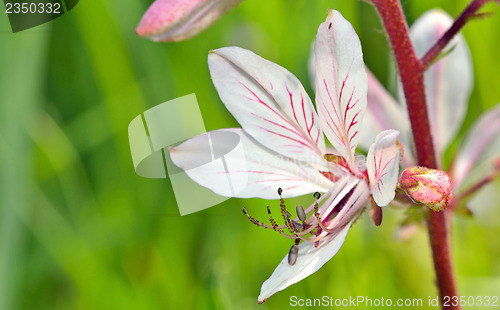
left=267, top=206, right=280, bottom=231
left=288, top=244, right=299, bottom=265
left=313, top=192, right=321, bottom=199
left=283, top=211, right=299, bottom=234
left=242, top=207, right=264, bottom=228
left=278, top=187, right=283, bottom=195
left=296, top=205, right=306, bottom=222
left=292, top=220, right=303, bottom=231
left=242, top=205, right=301, bottom=240
left=312, top=199, right=330, bottom=232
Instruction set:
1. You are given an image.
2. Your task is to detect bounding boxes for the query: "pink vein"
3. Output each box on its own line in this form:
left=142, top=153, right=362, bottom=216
left=251, top=112, right=302, bottom=138
left=287, top=84, right=319, bottom=145
left=322, top=79, right=344, bottom=145
left=241, top=81, right=320, bottom=152
left=259, top=127, right=315, bottom=151
left=240, top=82, right=293, bottom=129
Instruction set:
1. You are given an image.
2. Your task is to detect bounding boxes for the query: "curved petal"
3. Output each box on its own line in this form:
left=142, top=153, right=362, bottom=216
left=410, top=9, right=473, bottom=164
left=453, top=103, right=500, bottom=188
left=169, top=128, right=333, bottom=199
left=314, top=9, right=368, bottom=170
left=366, top=130, right=401, bottom=206
left=258, top=221, right=352, bottom=304
left=136, top=0, right=243, bottom=42
left=360, top=70, right=415, bottom=166
left=208, top=47, right=326, bottom=166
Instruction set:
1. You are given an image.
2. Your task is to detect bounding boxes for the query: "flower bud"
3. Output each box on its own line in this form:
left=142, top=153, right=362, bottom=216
left=136, top=0, right=243, bottom=42
left=400, top=166, right=452, bottom=212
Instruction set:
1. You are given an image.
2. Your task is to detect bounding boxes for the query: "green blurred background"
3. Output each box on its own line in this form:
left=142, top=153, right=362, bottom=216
left=1, top=0, right=499, bottom=309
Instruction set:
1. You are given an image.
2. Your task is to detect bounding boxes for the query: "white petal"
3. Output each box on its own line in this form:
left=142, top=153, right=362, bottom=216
left=360, top=70, right=415, bottom=166
left=314, top=9, right=368, bottom=170
left=258, top=222, right=352, bottom=303
left=410, top=9, right=473, bottom=164
left=136, top=0, right=243, bottom=42
left=169, top=128, right=333, bottom=199
left=366, top=130, right=401, bottom=206
left=208, top=47, right=326, bottom=166
left=453, top=103, right=500, bottom=188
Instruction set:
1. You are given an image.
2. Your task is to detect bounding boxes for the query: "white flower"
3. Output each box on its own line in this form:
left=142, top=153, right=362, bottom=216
left=170, top=9, right=401, bottom=302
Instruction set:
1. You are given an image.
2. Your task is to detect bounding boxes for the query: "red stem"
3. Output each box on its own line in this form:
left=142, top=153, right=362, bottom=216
left=370, top=1, right=459, bottom=309
left=421, top=0, right=494, bottom=68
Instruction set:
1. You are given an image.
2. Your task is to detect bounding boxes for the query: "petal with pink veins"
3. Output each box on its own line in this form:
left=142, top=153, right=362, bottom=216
left=136, top=0, right=243, bottom=42
left=208, top=47, right=326, bottom=166
left=258, top=221, right=352, bottom=304
left=314, top=9, right=368, bottom=170
left=169, top=128, right=333, bottom=199
left=366, top=130, right=401, bottom=206
left=452, top=103, right=500, bottom=189
left=410, top=9, right=473, bottom=166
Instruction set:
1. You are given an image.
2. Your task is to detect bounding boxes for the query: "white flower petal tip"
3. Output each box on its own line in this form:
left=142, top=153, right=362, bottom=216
left=366, top=130, right=401, bottom=207
left=314, top=9, right=368, bottom=170
left=410, top=9, right=473, bottom=161
left=136, top=0, right=243, bottom=42
left=257, top=223, right=352, bottom=304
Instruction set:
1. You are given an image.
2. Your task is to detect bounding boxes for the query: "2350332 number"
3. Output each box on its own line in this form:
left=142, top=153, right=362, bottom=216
left=443, top=296, right=499, bottom=307
left=5, top=2, right=61, bottom=14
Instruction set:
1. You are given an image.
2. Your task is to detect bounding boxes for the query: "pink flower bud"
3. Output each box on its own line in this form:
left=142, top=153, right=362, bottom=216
left=400, top=166, right=452, bottom=212
left=136, top=0, right=243, bottom=42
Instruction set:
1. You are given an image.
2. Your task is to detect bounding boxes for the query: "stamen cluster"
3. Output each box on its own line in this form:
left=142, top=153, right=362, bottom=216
left=242, top=187, right=354, bottom=265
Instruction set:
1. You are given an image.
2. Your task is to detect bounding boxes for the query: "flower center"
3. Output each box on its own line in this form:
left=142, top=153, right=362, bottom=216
left=242, top=186, right=357, bottom=265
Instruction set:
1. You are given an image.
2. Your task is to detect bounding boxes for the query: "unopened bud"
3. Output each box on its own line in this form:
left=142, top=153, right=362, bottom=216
left=136, top=0, right=243, bottom=42
left=400, top=166, right=452, bottom=212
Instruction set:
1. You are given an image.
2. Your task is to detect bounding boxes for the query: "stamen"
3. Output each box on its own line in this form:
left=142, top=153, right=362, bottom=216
left=243, top=188, right=348, bottom=245
left=292, top=220, right=303, bottom=231
left=242, top=206, right=298, bottom=239
left=296, top=204, right=306, bottom=222
left=278, top=188, right=299, bottom=235
left=267, top=206, right=280, bottom=231
left=242, top=207, right=265, bottom=228
left=313, top=193, right=330, bottom=232
left=288, top=244, right=299, bottom=265
left=284, top=211, right=300, bottom=234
